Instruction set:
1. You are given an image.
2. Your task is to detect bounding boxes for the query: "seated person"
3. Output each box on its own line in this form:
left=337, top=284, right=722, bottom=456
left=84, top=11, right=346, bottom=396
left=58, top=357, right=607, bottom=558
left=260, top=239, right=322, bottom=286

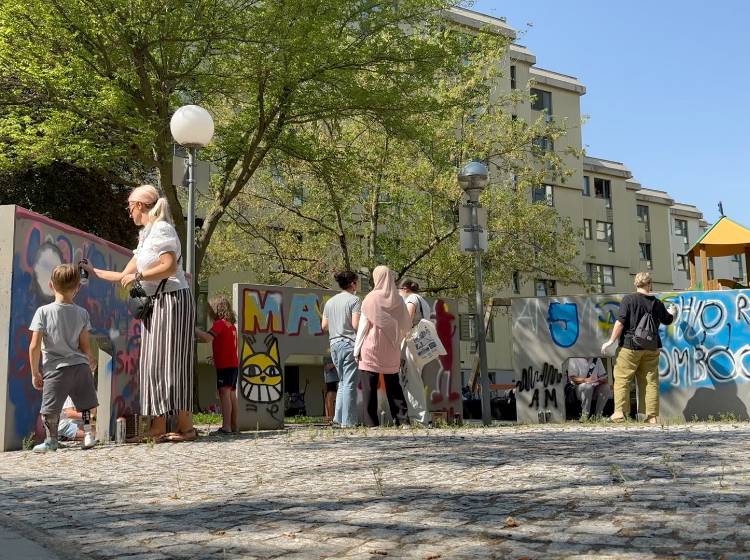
left=58, top=396, right=96, bottom=441
left=566, top=357, right=611, bottom=419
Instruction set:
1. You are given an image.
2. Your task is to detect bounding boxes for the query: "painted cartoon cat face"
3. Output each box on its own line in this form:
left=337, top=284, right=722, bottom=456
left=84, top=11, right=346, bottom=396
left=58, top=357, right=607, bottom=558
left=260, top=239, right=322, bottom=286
left=240, top=336, right=282, bottom=403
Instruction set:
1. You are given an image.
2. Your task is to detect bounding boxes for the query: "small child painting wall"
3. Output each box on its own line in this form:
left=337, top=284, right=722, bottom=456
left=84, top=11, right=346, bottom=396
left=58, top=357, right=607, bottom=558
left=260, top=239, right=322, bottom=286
left=512, top=289, right=750, bottom=423
left=0, top=206, right=138, bottom=451
left=233, top=284, right=462, bottom=430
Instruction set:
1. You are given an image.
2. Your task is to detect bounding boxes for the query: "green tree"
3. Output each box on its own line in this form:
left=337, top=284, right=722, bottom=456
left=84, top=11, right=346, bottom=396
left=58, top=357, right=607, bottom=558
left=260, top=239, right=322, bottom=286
left=205, top=32, right=583, bottom=295
left=0, top=162, right=138, bottom=247
left=0, top=0, right=471, bottom=276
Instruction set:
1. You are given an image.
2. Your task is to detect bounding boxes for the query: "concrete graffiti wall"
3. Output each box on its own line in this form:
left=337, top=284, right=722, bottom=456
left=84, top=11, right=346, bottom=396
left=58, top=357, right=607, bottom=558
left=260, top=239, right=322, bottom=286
left=512, top=289, right=750, bottom=423
left=233, top=284, right=461, bottom=430
left=0, top=206, right=138, bottom=451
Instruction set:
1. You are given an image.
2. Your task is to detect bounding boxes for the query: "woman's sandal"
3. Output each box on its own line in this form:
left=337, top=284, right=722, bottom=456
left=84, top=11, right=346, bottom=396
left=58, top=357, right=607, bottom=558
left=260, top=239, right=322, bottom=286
left=165, top=428, right=197, bottom=442
left=126, top=433, right=168, bottom=444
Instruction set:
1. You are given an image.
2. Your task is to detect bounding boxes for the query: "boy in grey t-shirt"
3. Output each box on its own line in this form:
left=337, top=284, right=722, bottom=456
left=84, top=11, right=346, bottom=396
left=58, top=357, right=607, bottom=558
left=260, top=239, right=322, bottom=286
left=29, top=264, right=98, bottom=452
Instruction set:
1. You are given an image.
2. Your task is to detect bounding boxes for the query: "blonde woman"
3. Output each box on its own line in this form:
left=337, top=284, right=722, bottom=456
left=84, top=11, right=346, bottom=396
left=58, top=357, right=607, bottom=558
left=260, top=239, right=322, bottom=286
left=601, top=272, right=676, bottom=424
left=83, top=185, right=196, bottom=442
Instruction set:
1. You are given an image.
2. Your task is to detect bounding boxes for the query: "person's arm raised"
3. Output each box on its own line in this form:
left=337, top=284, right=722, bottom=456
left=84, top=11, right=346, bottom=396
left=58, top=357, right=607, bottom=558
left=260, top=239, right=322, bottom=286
left=82, top=256, right=136, bottom=284
left=121, top=252, right=177, bottom=287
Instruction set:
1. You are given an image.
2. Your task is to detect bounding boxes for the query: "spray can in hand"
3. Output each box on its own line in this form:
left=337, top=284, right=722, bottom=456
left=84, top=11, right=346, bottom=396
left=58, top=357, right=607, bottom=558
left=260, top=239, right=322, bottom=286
left=79, top=258, right=89, bottom=285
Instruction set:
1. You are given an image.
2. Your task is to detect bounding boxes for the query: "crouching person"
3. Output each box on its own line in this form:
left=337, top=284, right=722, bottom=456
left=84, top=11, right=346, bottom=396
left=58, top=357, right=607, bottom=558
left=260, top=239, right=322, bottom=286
left=58, top=397, right=97, bottom=441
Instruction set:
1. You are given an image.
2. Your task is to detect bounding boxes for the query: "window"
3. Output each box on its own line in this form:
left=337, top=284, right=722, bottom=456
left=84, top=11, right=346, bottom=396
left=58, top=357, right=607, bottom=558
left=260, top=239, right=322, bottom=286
left=674, top=219, right=689, bottom=244
left=594, top=178, right=612, bottom=208
left=636, top=205, right=650, bottom=232
left=532, top=184, right=554, bottom=206
left=532, top=136, right=554, bottom=153
left=530, top=88, right=552, bottom=114
left=582, top=176, right=590, bottom=196
left=583, top=219, right=592, bottom=240
left=459, top=314, right=494, bottom=343
left=676, top=254, right=688, bottom=271
left=535, top=279, right=557, bottom=297
left=512, top=271, right=520, bottom=294
left=639, top=243, right=652, bottom=270
left=587, top=263, right=615, bottom=287
left=596, top=221, right=614, bottom=251
left=510, top=65, right=516, bottom=89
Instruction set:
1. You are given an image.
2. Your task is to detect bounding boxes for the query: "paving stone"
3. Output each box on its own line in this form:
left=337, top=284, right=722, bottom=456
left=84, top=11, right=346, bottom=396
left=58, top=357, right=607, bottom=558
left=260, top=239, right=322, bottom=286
left=2, top=424, right=750, bottom=559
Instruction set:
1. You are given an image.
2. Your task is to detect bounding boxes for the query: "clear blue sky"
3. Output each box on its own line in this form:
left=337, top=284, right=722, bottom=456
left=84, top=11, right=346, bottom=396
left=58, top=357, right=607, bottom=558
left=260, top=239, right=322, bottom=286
left=473, top=0, right=747, bottom=227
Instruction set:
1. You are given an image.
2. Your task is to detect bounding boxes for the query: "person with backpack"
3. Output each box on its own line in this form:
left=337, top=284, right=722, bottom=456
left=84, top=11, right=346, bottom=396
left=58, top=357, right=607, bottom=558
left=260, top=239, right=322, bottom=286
left=600, top=272, right=677, bottom=424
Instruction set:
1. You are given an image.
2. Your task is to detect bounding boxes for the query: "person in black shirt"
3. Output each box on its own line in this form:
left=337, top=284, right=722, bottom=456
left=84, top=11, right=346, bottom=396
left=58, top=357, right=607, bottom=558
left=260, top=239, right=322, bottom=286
left=600, top=272, right=677, bottom=423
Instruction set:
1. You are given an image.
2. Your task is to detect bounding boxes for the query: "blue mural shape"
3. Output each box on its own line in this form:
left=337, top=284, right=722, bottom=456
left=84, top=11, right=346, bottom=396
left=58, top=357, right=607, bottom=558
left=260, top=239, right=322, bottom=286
left=659, top=290, right=750, bottom=391
left=547, top=302, right=579, bottom=348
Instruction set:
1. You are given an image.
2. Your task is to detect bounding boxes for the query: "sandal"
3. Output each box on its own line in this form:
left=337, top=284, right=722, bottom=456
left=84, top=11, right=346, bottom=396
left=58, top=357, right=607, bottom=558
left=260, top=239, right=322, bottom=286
left=607, top=415, right=626, bottom=424
left=165, top=428, right=197, bottom=442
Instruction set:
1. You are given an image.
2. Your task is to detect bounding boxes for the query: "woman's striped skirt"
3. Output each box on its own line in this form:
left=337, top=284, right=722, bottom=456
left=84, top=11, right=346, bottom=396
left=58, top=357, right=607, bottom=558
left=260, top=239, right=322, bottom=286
left=139, top=288, right=195, bottom=416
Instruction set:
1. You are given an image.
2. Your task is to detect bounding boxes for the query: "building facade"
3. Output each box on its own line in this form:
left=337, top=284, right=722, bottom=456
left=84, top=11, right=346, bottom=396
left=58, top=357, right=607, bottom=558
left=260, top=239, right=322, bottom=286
left=450, top=8, right=743, bottom=386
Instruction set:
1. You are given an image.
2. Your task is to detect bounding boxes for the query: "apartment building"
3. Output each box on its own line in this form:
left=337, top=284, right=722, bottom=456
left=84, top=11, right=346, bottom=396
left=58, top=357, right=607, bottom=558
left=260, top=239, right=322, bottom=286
left=449, top=8, right=739, bottom=384
left=193, top=7, right=738, bottom=401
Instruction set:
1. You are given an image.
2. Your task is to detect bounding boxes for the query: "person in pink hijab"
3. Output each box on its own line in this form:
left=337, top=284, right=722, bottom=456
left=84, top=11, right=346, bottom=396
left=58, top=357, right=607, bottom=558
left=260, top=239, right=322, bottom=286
left=354, top=266, right=412, bottom=426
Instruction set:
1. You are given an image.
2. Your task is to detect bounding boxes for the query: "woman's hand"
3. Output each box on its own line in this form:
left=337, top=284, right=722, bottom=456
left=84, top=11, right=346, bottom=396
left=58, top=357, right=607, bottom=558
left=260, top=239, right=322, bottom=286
left=121, top=273, right=137, bottom=287
left=79, top=260, right=98, bottom=279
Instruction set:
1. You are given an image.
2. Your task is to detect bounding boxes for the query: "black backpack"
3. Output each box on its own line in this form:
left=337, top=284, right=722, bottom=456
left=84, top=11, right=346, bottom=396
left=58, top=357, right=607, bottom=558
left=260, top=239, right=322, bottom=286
left=632, top=297, right=659, bottom=350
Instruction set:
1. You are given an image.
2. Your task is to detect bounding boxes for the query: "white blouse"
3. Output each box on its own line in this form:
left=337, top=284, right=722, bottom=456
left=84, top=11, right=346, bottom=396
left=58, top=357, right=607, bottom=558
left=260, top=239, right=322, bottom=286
left=134, top=221, right=189, bottom=295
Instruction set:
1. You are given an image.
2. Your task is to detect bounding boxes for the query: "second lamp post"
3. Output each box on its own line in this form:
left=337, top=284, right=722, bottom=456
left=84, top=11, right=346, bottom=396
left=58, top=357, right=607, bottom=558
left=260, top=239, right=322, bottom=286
left=458, top=160, right=492, bottom=426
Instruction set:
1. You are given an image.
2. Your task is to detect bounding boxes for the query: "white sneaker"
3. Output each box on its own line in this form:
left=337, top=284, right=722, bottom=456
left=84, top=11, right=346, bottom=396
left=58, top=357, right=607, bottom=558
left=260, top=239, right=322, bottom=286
left=82, top=431, right=97, bottom=449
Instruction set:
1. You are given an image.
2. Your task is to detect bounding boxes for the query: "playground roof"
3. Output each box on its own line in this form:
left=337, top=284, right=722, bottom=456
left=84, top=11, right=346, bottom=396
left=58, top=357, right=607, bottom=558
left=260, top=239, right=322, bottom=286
left=689, top=216, right=750, bottom=258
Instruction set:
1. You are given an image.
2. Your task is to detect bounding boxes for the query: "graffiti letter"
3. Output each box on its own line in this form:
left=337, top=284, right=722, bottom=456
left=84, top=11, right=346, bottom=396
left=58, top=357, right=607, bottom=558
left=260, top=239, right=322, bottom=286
left=547, top=302, right=579, bottom=348
left=530, top=389, right=540, bottom=409
left=287, top=293, right=323, bottom=336
left=544, top=388, right=557, bottom=409
left=737, top=294, right=750, bottom=325
left=243, top=289, right=284, bottom=334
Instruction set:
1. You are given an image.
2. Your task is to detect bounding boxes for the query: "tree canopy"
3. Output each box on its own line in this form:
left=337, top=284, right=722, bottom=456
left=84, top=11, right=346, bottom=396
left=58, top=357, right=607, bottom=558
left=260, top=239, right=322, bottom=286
left=1, top=0, right=583, bottom=294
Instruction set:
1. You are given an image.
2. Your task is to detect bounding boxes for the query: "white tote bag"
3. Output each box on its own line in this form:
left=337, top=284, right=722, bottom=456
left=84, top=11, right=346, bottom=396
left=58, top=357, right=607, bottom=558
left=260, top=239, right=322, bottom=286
left=406, top=319, right=447, bottom=369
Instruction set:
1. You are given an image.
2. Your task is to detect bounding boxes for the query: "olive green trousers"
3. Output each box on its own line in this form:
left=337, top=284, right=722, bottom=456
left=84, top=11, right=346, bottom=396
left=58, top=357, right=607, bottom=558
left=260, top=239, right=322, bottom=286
left=613, top=347, right=660, bottom=417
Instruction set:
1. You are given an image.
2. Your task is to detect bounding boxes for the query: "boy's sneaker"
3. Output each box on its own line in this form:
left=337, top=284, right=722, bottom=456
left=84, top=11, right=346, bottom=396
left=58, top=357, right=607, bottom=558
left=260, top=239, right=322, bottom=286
left=33, top=440, right=59, bottom=453
left=82, top=431, right=97, bottom=449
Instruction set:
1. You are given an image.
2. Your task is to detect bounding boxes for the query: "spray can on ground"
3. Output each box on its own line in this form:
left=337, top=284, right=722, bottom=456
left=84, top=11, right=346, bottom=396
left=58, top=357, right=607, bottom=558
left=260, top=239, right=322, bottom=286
left=79, top=259, right=89, bottom=285
left=115, top=417, right=127, bottom=444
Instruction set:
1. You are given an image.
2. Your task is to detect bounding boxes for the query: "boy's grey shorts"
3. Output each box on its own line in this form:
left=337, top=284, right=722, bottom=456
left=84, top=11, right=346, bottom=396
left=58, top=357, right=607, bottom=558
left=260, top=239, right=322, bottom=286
left=40, top=363, right=98, bottom=416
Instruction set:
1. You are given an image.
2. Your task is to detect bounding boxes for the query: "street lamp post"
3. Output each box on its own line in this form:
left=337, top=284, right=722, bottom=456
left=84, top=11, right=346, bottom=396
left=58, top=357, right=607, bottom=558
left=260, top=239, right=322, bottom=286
left=170, top=105, right=215, bottom=292
left=458, top=160, right=491, bottom=426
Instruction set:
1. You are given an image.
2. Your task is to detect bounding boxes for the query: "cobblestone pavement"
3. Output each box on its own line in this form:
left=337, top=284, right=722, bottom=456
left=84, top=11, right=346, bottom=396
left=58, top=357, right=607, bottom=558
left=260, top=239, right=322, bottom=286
left=1, top=423, right=749, bottom=560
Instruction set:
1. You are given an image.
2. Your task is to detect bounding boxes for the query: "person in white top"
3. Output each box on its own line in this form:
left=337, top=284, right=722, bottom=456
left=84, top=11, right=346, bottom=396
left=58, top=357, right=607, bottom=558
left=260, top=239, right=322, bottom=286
left=566, top=357, right=611, bottom=419
left=398, top=280, right=432, bottom=426
left=82, top=185, right=195, bottom=442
